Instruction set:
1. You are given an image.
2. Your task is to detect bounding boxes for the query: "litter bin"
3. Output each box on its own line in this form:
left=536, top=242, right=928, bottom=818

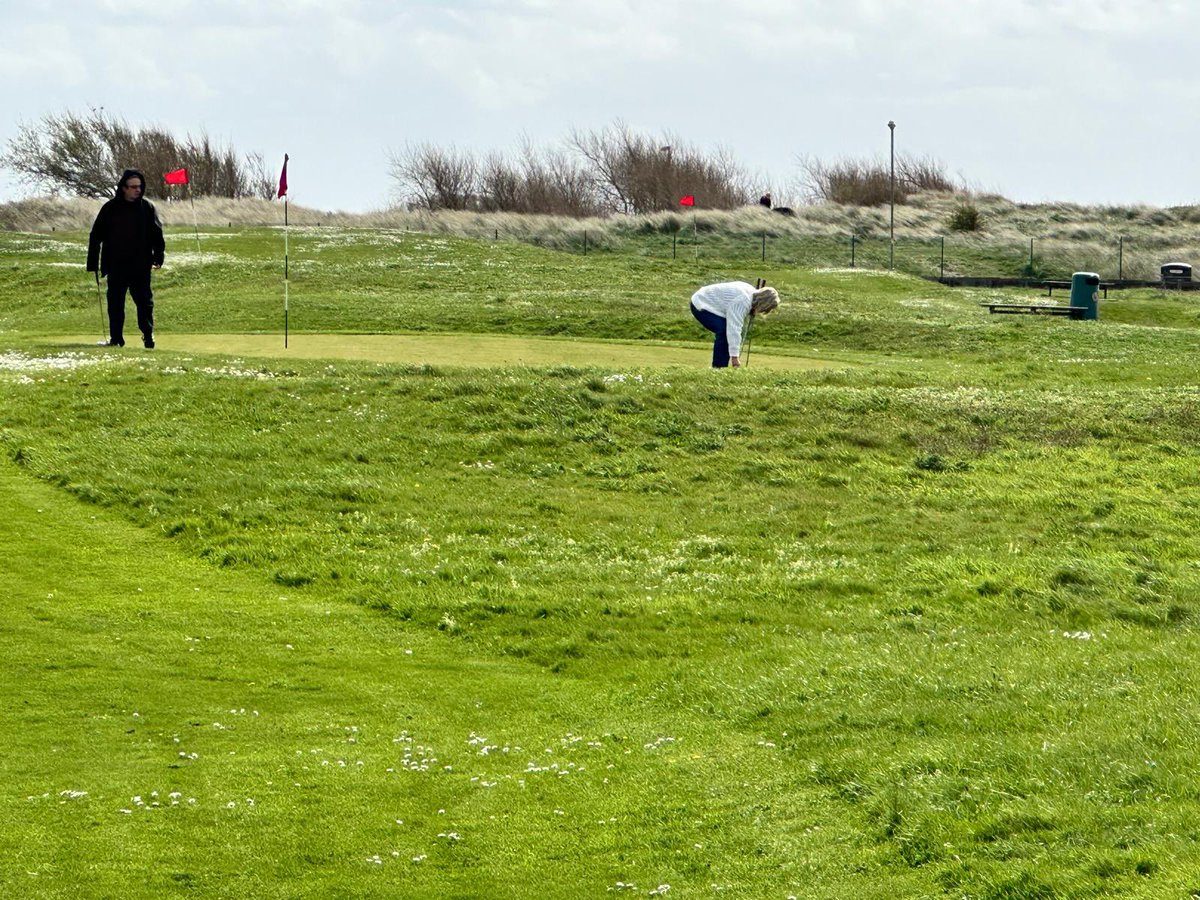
left=1070, top=272, right=1100, bottom=320
left=1161, top=262, right=1192, bottom=287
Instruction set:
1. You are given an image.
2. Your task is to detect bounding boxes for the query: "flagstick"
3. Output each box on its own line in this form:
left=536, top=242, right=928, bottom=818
left=189, top=185, right=200, bottom=254
left=284, top=197, right=289, bottom=349
left=693, top=213, right=698, bottom=260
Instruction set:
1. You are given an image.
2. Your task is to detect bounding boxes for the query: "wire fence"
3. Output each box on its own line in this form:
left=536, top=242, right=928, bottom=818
left=548, top=229, right=1198, bottom=283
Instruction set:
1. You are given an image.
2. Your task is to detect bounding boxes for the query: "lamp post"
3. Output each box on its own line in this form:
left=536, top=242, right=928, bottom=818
left=888, top=120, right=895, bottom=270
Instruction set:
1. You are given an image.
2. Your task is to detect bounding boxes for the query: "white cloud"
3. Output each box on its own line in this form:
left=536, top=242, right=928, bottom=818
left=3, top=0, right=1200, bottom=210
left=0, top=24, right=89, bottom=85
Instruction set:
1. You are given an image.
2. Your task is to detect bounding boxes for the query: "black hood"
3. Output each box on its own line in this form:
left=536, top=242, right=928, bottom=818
left=114, top=169, right=147, bottom=199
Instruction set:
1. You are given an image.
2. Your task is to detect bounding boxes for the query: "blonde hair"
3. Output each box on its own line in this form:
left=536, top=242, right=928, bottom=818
left=751, top=286, right=779, bottom=315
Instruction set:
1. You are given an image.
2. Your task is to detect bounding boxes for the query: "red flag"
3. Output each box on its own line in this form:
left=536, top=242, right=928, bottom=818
left=164, top=167, right=188, bottom=185
left=679, top=195, right=695, bottom=207
left=277, top=154, right=289, bottom=199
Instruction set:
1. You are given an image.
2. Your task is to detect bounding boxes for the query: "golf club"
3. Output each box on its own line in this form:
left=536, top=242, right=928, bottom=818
left=742, top=278, right=766, bottom=368
left=95, top=270, right=105, bottom=337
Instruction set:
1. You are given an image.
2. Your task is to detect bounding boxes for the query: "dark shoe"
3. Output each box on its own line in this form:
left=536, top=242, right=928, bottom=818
left=99, top=338, right=125, bottom=347
left=143, top=336, right=155, bottom=349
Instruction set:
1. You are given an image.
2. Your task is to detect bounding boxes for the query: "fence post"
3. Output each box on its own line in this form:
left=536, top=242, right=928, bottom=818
left=850, top=234, right=856, bottom=268
left=762, top=232, right=766, bottom=262
left=672, top=232, right=677, bottom=260
left=583, top=230, right=588, bottom=255
left=940, top=236, right=945, bottom=281
left=1118, top=236, right=1123, bottom=280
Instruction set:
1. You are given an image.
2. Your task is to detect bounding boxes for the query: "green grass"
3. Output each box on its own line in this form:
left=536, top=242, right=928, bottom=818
left=5, top=226, right=1200, bottom=897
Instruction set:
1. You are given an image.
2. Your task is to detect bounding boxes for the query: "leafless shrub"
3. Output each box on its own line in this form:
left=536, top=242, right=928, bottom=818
left=389, top=124, right=749, bottom=216
left=2, top=109, right=270, bottom=200
left=802, top=154, right=958, bottom=206
left=899, top=155, right=957, bottom=193
left=569, top=123, right=749, bottom=214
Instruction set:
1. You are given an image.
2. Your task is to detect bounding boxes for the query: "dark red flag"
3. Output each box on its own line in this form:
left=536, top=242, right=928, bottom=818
left=164, top=167, right=188, bottom=185
left=679, top=195, right=695, bottom=207
left=277, top=154, right=289, bottom=199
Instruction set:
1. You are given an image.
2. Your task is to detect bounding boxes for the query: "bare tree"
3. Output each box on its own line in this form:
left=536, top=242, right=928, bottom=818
left=244, top=152, right=278, bottom=200
left=540, top=145, right=600, bottom=217
left=2, top=109, right=272, bottom=200
left=478, top=150, right=524, bottom=212
left=388, top=143, right=478, bottom=211
left=3, top=110, right=116, bottom=198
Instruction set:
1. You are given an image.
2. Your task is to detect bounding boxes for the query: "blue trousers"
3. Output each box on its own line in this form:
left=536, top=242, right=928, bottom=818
left=690, top=302, right=729, bottom=368
left=106, top=266, right=154, bottom=344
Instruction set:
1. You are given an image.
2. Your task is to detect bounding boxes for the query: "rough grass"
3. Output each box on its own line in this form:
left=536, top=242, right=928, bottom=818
left=6, top=224, right=1200, bottom=897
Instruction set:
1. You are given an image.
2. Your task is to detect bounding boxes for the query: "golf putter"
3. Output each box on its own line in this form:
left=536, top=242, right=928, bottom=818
left=95, top=271, right=105, bottom=338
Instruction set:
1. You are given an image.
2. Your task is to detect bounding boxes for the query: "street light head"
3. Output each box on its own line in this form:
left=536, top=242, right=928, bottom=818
left=888, top=120, right=895, bottom=130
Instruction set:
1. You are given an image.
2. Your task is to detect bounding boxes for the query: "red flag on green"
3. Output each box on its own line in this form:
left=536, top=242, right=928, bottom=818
left=164, top=167, right=188, bottom=185
left=679, top=195, right=695, bottom=206
left=277, top=154, right=289, bottom=199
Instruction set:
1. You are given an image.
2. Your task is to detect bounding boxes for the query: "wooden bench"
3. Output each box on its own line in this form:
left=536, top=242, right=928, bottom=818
left=984, top=303, right=1087, bottom=319
left=1044, top=281, right=1112, bottom=298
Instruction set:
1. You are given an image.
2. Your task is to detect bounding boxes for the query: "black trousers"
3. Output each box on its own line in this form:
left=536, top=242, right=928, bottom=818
left=106, top=266, right=154, bottom=344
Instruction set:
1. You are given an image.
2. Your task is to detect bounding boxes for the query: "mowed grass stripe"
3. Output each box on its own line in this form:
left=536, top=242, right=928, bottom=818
left=50, top=332, right=844, bottom=370
left=0, top=461, right=824, bottom=898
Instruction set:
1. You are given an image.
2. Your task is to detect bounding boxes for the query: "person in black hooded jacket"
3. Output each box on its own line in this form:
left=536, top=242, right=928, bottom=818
left=86, top=169, right=165, bottom=348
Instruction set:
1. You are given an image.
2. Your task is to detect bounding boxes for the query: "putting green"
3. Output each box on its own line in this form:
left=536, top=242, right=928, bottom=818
left=57, top=333, right=845, bottom=371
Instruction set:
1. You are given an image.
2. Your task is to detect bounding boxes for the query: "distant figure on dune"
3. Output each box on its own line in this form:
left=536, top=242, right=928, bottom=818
left=759, top=190, right=794, bottom=216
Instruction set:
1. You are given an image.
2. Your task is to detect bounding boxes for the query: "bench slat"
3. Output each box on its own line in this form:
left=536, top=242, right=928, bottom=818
left=983, top=303, right=1086, bottom=318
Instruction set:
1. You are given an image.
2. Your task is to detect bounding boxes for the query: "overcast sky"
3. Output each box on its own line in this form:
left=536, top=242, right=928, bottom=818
left=3, top=0, right=1197, bottom=213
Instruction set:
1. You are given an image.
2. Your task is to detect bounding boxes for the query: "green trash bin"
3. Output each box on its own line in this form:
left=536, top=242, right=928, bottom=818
left=1070, top=272, right=1100, bottom=320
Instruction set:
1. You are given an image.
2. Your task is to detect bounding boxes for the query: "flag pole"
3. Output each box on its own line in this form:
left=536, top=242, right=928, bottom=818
left=189, top=183, right=200, bottom=254
left=164, top=168, right=199, bottom=254
left=284, top=196, right=289, bottom=349
left=278, top=153, right=290, bottom=349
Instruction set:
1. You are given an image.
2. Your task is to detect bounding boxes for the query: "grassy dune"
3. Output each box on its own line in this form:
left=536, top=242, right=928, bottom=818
left=9, top=190, right=1200, bottom=279
left=4, top=224, right=1200, bottom=898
